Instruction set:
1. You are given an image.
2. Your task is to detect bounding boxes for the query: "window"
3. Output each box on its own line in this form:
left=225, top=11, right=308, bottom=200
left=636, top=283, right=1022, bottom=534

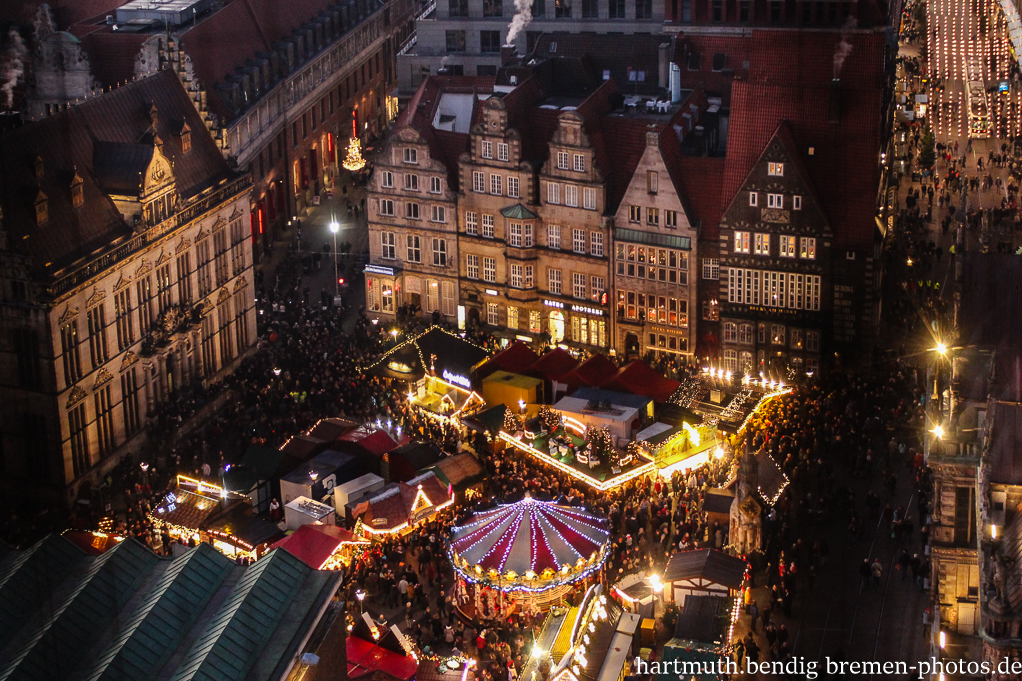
left=480, top=30, right=501, bottom=52
left=407, top=235, right=421, bottom=262
left=770, top=0, right=781, bottom=23
left=687, top=51, right=701, bottom=70
left=771, top=324, right=786, bottom=345
left=583, top=0, right=598, bottom=16
left=381, top=232, right=396, bottom=259
left=800, top=237, right=816, bottom=259
left=793, top=195, right=802, bottom=210
left=136, top=276, right=153, bottom=333
left=430, top=177, right=442, bottom=194
left=431, top=205, right=446, bottom=223
left=446, top=30, right=466, bottom=52
left=723, top=322, right=737, bottom=343
left=790, top=328, right=804, bottom=350
left=739, top=0, right=750, bottom=21
left=754, top=233, right=771, bottom=256
left=548, top=225, right=561, bottom=249
left=157, top=263, right=173, bottom=313
left=665, top=210, right=678, bottom=228
left=69, top=402, right=89, bottom=477
left=483, top=0, right=503, bottom=14
left=549, top=268, right=562, bottom=293
left=507, top=306, right=519, bottom=330
left=565, top=184, right=578, bottom=207
left=482, top=214, right=495, bottom=238
left=636, top=0, right=652, bottom=18
left=94, top=383, right=115, bottom=455
left=806, top=330, right=820, bottom=352
left=703, top=299, right=719, bottom=320
left=507, top=176, right=520, bottom=198
left=432, top=238, right=447, bottom=266
left=487, top=303, right=500, bottom=325
left=230, top=217, right=245, bottom=278
left=779, top=235, right=796, bottom=257
left=573, top=273, right=587, bottom=299
left=406, top=202, right=420, bottom=219
left=554, top=0, right=570, bottom=17
left=197, top=239, right=211, bottom=296
left=547, top=183, right=560, bottom=204
left=404, top=174, right=419, bottom=191
left=523, top=223, right=533, bottom=247
left=723, top=349, right=738, bottom=372
left=403, top=148, right=418, bottom=164
left=509, top=222, right=523, bottom=247
left=450, top=0, right=468, bottom=16
left=712, top=53, right=727, bottom=70
left=768, top=162, right=785, bottom=176
left=115, top=289, right=133, bottom=351
left=749, top=192, right=758, bottom=206
left=481, top=140, right=493, bottom=159
left=498, top=143, right=509, bottom=161
left=767, top=193, right=783, bottom=208
left=609, top=0, right=625, bottom=17
left=572, top=229, right=586, bottom=253
left=87, top=305, right=107, bottom=368
left=490, top=174, right=502, bottom=195
left=583, top=187, right=597, bottom=210
left=734, top=231, right=750, bottom=254
left=122, top=367, right=140, bottom=437
left=483, top=257, right=496, bottom=282
left=557, top=152, right=570, bottom=169
left=442, top=281, right=455, bottom=317
left=510, top=264, right=524, bottom=289
left=530, top=310, right=541, bottom=332
left=629, top=206, right=641, bottom=223
left=218, top=301, right=234, bottom=364
left=466, top=212, right=478, bottom=235
left=213, top=224, right=229, bottom=287
left=591, top=232, right=604, bottom=257
left=467, top=254, right=479, bottom=278
left=573, top=154, right=585, bottom=172
left=739, top=323, right=754, bottom=344
left=234, top=289, right=248, bottom=352
left=646, top=207, right=658, bottom=225
left=648, top=171, right=658, bottom=193
left=472, top=172, right=485, bottom=193
left=201, top=315, right=216, bottom=375
left=380, top=199, right=394, bottom=216
left=702, top=258, right=719, bottom=280
left=61, top=319, right=82, bottom=385
left=590, top=276, right=604, bottom=300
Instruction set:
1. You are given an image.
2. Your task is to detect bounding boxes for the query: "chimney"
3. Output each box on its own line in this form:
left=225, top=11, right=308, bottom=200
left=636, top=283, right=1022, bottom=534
left=828, top=79, right=841, bottom=123
left=501, top=45, right=518, bottom=66
left=670, top=63, right=681, bottom=103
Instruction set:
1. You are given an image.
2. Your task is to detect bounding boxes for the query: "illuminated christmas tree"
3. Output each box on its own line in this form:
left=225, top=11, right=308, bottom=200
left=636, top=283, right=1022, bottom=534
left=342, top=137, right=366, bottom=171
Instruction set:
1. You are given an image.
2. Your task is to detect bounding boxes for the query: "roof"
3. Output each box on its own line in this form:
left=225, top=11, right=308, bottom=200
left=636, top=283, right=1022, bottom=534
left=500, top=203, right=539, bottom=219
left=721, top=30, right=885, bottom=250
left=483, top=370, right=543, bottom=391
left=365, top=326, right=490, bottom=382
left=342, top=428, right=402, bottom=457
left=527, top=348, right=579, bottom=382
left=959, top=253, right=1022, bottom=402
left=663, top=549, right=746, bottom=588
left=570, top=386, right=652, bottom=411
left=672, top=594, right=731, bottom=644
left=702, top=490, right=735, bottom=515
left=389, top=441, right=443, bottom=472
left=60, top=530, right=126, bottom=555
left=361, top=471, right=452, bottom=532
left=463, top=403, right=509, bottom=433
left=270, top=524, right=367, bottom=569
left=77, top=31, right=149, bottom=89
left=987, top=402, right=1022, bottom=486
left=428, top=452, right=484, bottom=487
left=153, top=488, right=221, bottom=531
left=755, top=448, right=788, bottom=503
left=305, top=417, right=359, bottom=442
left=205, top=505, right=284, bottom=549
left=477, top=342, right=539, bottom=379
left=605, top=360, right=681, bottom=403
left=413, top=658, right=476, bottom=681
left=0, top=535, right=339, bottom=681
left=223, top=445, right=285, bottom=492
left=346, top=634, right=418, bottom=680
left=0, top=69, right=236, bottom=273
left=565, top=354, right=620, bottom=391
left=280, top=434, right=329, bottom=460
left=529, top=33, right=667, bottom=97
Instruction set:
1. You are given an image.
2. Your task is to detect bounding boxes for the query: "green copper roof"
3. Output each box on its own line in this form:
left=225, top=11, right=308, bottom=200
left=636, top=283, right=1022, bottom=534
left=614, top=228, right=692, bottom=250
left=500, top=203, right=539, bottom=220
left=83, top=543, right=235, bottom=681
left=0, top=534, right=86, bottom=645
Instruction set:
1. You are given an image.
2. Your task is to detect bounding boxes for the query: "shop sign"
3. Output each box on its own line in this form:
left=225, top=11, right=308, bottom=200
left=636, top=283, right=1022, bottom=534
left=571, top=304, right=604, bottom=316
left=365, top=264, right=395, bottom=276
left=442, top=370, right=472, bottom=389
left=543, top=300, right=565, bottom=309
left=485, top=289, right=499, bottom=296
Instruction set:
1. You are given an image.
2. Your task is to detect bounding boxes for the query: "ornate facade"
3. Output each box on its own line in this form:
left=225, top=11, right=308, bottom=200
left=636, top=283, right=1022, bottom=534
left=0, top=71, right=253, bottom=507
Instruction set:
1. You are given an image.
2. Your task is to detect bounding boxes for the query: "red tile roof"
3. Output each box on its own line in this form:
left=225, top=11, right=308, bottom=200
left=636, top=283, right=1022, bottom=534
left=721, top=30, right=885, bottom=250
left=673, top=34, right=751, bottom=105
left=270, top=523, right=366, bottom=569
left=606, top=360, right=681, bottom=403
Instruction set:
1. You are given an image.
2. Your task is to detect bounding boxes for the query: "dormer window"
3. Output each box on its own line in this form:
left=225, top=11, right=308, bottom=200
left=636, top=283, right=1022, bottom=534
left=35, top=191, right=48, bottom=225
left=71, top=172, right=84, bottom=208
left=180, top=122, right=192, bottom=154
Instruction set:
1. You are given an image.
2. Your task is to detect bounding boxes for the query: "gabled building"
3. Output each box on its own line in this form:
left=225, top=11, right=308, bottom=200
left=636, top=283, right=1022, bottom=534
left=718, top=121, right=830, bottom=375
left=0, top=70, right=254, bottom=507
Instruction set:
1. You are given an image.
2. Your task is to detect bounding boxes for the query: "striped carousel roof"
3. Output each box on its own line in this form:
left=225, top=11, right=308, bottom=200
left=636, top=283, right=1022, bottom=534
left=448, top=498, right=610, bottom=576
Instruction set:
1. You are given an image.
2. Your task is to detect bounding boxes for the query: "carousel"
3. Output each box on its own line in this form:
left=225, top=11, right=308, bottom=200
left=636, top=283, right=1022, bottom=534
left=447, top=496, right=610, bottom=619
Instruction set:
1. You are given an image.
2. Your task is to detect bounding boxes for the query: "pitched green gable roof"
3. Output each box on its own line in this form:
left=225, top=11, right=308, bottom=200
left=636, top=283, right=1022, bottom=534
left=0, top=534, right=86, bottom=645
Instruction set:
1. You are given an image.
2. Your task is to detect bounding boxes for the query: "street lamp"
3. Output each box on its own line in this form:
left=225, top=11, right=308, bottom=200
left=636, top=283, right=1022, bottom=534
left=932, top=424, right=945, bottom=440
left=329, top=216, right=340, bottom=297
left=936, top=342, right=947, bottom=356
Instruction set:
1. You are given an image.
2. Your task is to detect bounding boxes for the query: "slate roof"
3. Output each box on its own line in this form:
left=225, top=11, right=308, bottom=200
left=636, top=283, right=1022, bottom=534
left=721, top=30, right=885, bottom=250
left=663, top=548, right=746, bottom=589
left=0, top=535, right=339, bottom=681
left=0, top=69, right=236, bottom=273
left=305, top=417, right=359, bottom=443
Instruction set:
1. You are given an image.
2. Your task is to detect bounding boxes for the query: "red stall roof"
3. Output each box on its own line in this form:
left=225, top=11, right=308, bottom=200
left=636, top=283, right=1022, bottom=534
left=270, top=524, right=367, bottom=569
left=528, top=348, right=579, bottom=382
left=606, top=361, right=682, bottom=403
left=565, top=354, right=619, bottom=391
left=477, top=342, right=539, bottom=379
left=346, top=636, right=418, bottom=680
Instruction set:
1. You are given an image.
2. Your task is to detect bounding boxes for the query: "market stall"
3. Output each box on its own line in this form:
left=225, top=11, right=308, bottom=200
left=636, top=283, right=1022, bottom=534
left=271, top=523, right=370, bottom=569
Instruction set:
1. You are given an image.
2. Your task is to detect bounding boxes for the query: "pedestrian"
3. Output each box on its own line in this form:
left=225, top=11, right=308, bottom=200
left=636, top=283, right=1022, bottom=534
left=750, top=600, right=760, bottom=631
left=859, top=558, right=871, bottom=587
left=871, top=558, right=883, bottom=587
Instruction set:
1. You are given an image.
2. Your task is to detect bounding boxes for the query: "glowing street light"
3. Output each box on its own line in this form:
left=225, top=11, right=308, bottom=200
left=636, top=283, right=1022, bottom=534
left=936, top=342, right=947, bottom=356
left=932, top=425, right=945, bottom=440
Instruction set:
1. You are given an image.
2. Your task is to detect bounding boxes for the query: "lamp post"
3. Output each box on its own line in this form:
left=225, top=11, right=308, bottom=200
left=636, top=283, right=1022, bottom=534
left=329, top=215, right=340, bottom=298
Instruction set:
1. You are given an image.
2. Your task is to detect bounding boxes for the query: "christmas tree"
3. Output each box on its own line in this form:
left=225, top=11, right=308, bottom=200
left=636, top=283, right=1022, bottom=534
left=342, top=137, right=366, bottom=171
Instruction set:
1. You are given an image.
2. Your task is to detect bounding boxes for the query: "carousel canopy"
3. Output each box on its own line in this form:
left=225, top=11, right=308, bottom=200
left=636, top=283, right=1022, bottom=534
left=448, top=497, right=609, bottom=581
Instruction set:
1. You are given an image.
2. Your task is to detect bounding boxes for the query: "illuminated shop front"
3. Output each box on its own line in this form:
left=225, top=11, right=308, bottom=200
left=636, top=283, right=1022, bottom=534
left=365, top=264, right=397, bottom=317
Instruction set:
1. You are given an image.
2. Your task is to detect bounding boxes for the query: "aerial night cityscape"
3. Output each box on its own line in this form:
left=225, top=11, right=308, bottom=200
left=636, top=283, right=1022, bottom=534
left=0, top=0, right=1019, bottom=677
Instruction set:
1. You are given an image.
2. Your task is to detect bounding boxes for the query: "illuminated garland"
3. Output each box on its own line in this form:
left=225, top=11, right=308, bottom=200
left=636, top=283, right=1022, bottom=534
left=498, top=431, right=654, bottom=491
left=360, top=325, right=490, bottom=375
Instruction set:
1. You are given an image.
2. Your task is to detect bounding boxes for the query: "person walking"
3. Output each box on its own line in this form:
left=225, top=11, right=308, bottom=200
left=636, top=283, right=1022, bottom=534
left=750, top=600, right=760, bottom=631
left=871, top=558, right=883, bottom=587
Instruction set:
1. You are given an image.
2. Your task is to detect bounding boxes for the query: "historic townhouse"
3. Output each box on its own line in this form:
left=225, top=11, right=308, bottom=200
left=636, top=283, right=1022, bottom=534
left=365, top=119, right=462, bottom=323
left=612, top=130, right=699, bottom=360
left=718, top=122, right=829, bottom=376
left=0, top=72, right=254, bottom=507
